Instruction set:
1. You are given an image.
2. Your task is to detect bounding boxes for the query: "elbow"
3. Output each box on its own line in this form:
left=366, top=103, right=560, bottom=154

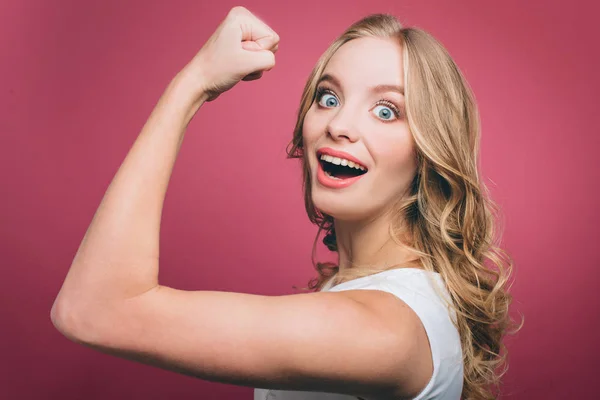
left=51, top=298, right=82, bottom=342
left=50, top=298, right=103, bottom=345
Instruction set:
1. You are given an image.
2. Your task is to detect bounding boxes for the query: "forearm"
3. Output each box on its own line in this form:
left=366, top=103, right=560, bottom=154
left=52, top=71, right=208, bottom=321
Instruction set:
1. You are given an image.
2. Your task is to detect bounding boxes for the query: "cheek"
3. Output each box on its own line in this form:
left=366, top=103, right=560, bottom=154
left=375, top=133, right=417, bottom=178
left=302, top=109, right=320, bottom=146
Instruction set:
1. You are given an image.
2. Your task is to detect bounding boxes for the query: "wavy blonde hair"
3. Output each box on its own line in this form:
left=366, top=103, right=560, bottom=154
left=287, top=13, right=523, bottom=400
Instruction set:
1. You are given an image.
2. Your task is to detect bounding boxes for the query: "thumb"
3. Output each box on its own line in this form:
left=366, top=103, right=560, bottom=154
left=254, top=35, right=278, bottom=51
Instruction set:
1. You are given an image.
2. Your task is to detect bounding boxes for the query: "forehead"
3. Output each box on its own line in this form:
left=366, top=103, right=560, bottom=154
left=323, top=37, right=404, bottom=87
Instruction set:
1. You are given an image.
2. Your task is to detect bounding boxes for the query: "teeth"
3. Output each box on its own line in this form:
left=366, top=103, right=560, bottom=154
left=324, top=170, right=341, bottom=180
left=320, top=154, right=366, bottom=171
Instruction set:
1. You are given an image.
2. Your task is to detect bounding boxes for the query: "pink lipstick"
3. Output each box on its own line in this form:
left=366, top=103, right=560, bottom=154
left=315, top=147, right=368, bottom=189
left=316, top=147, right=367, bottom=169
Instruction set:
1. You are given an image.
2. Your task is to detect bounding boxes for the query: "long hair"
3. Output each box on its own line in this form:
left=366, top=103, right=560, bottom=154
left=286, top=13, right=523, bottom=400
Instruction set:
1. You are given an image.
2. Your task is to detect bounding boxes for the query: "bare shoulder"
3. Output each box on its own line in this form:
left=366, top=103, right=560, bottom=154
left=340, top=288, right=434, bottom=398
left=57, top=284, right=433, bottom=399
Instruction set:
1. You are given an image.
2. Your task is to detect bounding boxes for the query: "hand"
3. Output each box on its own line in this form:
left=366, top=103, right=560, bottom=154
left=182, top=6, right=279, bottom=102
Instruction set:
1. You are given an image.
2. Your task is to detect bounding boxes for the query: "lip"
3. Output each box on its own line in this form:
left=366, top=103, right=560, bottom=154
left=316, top=147, right=368, bottom=170
left=316, top=158, right=365, bottom=189
left=315, top=148, right=367, bottom=189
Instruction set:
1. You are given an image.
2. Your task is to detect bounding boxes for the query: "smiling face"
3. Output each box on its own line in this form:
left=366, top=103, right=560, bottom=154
left=303, top=36, right=418, bottom=222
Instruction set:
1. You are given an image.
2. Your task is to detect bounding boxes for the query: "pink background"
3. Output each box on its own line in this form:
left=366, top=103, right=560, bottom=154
left=1, top=0, right=598, bottom=398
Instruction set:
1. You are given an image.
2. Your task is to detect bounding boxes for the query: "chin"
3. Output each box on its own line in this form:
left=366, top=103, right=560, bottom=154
left=311, top=191, right=371, bottom=222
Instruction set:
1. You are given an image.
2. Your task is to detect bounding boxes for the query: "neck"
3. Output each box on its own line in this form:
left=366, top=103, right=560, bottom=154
left=333, top=209, right=421, bottom=277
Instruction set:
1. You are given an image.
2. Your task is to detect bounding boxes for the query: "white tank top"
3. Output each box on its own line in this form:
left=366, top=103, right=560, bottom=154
left=254, top=268, right=464, bottom=400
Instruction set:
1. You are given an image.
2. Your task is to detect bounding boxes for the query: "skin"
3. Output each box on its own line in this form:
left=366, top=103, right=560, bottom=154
left=51, top=8, right=433, bottom=399
left=303, top=37, right=422, bottom=276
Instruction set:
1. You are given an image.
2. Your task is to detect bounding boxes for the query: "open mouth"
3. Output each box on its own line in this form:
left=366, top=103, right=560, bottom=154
left=318, top=155, right=368, bottom=180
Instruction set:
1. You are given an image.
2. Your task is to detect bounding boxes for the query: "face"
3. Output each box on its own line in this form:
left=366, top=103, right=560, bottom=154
left=303, top=36, right=417, bottom=222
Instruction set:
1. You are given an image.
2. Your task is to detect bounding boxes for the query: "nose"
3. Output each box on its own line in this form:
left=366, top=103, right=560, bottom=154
left=326, top=104, right=360, bottom=142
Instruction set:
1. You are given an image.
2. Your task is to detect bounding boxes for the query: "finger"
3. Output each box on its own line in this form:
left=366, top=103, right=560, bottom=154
left=238, top=11, right=279, bottom=51
left=254, top=34, right=279, bottom=52
left=245, top=49, right=275, bottom=73
left=241, top=41, right=262, bottom=51
left=242, top=40, right=278, bottom=55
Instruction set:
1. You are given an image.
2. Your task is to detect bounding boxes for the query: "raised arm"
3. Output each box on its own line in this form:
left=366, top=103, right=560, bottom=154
left=50, top=5, right=279, bottom=324
left=50, top=7, right=432, bottom=399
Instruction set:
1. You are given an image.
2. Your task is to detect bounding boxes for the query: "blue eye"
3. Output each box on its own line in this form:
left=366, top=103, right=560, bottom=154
left=316, top=89, right=338, bottom=108
left=315, top=86, right=402, bottom=122
left=373, top=105, right=396, bottom=121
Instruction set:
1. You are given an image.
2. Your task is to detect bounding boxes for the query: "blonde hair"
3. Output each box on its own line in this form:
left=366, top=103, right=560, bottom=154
left=287, top=13, right=523, bottom=400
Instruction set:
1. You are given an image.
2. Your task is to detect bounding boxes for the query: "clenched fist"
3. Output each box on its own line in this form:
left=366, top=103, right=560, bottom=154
left=182, top=6, right=280, bottom=102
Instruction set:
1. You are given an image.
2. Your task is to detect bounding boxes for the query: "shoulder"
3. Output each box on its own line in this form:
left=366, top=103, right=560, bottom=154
left=328, top=269, right=464, bottom=398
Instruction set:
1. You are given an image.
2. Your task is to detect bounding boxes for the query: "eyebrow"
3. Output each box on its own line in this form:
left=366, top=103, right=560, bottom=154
left=317, top=73, right=405, bottom=96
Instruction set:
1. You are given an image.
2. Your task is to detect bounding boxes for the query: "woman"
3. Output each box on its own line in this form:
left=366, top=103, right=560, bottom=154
left=51, top=6, right=519, bottom=400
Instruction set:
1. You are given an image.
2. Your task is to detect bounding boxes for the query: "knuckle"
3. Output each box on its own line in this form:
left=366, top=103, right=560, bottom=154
left=230, top=6, right=248, bottom=15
